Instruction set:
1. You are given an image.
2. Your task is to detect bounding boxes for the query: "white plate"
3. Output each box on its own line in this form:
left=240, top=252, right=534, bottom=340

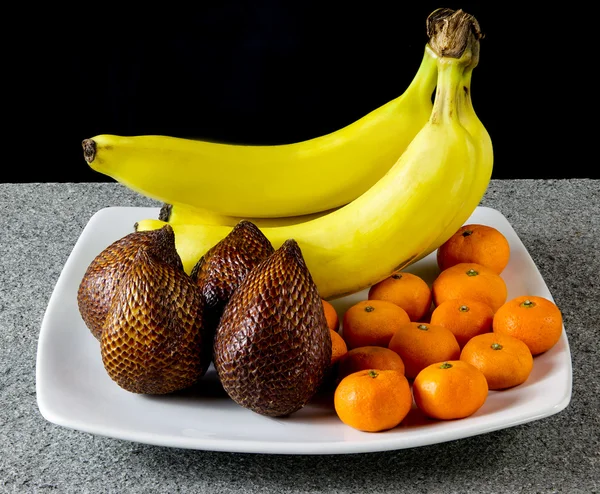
left=35, top=206, right=572, bottom=455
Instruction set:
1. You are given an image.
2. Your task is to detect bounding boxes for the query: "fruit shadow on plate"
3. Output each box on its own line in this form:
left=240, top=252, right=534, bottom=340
left=140, top=366, right=230, bottom=403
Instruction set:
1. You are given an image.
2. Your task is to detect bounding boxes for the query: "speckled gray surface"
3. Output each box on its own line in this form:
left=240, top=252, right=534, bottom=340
left=1, top=179, right=598, bottom=494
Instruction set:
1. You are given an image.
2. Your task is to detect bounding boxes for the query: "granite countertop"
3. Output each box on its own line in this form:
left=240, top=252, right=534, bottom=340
left=1, top=179, right=598, bottom=493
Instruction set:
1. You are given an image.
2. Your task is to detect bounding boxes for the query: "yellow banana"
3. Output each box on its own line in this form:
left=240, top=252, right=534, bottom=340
left=160, top=55, right=490, bottom=235
left=82, top=46, right=438, bottom=218
left=162, top=56, right=491, bottom=234
left=136, top=10, right=481, bottom=300
left=415, top=20, right=493, bottom=262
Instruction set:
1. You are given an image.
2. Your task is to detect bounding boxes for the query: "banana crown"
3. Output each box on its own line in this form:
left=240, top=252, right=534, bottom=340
left=81, top=15, right=453, bottom=218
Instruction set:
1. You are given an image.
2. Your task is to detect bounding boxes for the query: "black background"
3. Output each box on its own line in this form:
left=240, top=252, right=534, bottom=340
left=17, top=2, right=593, bottom=182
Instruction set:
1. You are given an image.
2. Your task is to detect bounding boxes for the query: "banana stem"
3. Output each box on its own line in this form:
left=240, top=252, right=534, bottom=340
left=425, top=8, right=483, bottom=126
left=430, top=61, right=464, bottom=125
left=426, top=8, right=482, bottom=61
left=407, top=46, right=439, bottom=103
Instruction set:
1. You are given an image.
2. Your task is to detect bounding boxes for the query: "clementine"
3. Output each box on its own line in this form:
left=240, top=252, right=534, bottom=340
left=460, top=332, right=533, bottom=390
left=492, top=295, right=563, bottom=355
left=387, top=322, right=461, bottom=379
left=337, top=346, right=405, bottom=381
left=342, top=299, right=411, bottom=350
left=368, top=271, right=433, bottom=322
left=432, top=262, right=507, bottom=313
left=413, top=360, right=488, bottom=420
left=330, top=329, right=348, bottom=366
left=322, top=299, right=340, bottom=332
left=334, top=369, right=412, bottom=432
left=437, top=223, right=511, bottom=274
left=429, top=298, right=494, bottom=348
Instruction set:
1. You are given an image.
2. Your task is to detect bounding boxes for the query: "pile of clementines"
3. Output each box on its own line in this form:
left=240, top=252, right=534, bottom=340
left=323, top=224, right=564, bottom=433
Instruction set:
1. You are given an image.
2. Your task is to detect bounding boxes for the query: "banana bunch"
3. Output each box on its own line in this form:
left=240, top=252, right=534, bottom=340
left=133, top=9, right=493, bottom=301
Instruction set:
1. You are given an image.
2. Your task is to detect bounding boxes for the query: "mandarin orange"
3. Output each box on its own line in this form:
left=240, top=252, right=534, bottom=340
left=322, top=299, right=340, bottom=332
left=429, top=298, right=494, bottom=348
left=330, top=329, right=348, bottom=366
left=432, top=262, right=507, bottom=313
left=337, top=346, right=405, bottom=381
left=334, top=369, right=412, bottom=432
left=368, top=271, right=433, bottom=322
left=437, top=224, right=511, bottom=274
left=492, top=295, right=563, bottom=355
left=388, top=322, right=460, bottom=379
left=413, top=360, right=488, bottom=420
left=460, top=332, right=533, bottom=390
left=342, top=299, right=411, bottom=349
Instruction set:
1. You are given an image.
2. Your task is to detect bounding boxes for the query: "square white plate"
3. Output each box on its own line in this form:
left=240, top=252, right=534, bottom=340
left=36, top=206, right=572, bottom=455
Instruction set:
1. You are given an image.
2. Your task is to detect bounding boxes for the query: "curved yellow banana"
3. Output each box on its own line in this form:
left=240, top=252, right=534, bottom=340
left=83, top=46, right=438, bottom=218
left=164, top=64, right=492, bottom=235
left=414, top=34, right=493, bottom=262
left=136, top=39, right=479, bottom=300
left=161, top=57, right=490, bottom=236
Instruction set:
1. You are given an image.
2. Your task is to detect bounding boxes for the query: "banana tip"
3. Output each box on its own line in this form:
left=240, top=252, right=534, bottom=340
left=82, top=138, right=96, bottom=163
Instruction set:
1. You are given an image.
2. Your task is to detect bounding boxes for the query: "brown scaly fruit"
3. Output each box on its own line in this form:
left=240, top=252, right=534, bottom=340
left=77, top=226, right=183, bottom=340
left=190, top=220, right=275, bottom=336
left=100, top=225, right=210, bottom=394
left=214, top=238, right=332, bottom=417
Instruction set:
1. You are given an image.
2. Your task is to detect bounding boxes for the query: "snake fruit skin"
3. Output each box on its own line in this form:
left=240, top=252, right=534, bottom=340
left=77, top=226, right=183, bottom=340
left=190, top=220, right=275, bottom=335
left=214, top=239, right=332, bottom=417
left=100, top=229, right=210, bottom=395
